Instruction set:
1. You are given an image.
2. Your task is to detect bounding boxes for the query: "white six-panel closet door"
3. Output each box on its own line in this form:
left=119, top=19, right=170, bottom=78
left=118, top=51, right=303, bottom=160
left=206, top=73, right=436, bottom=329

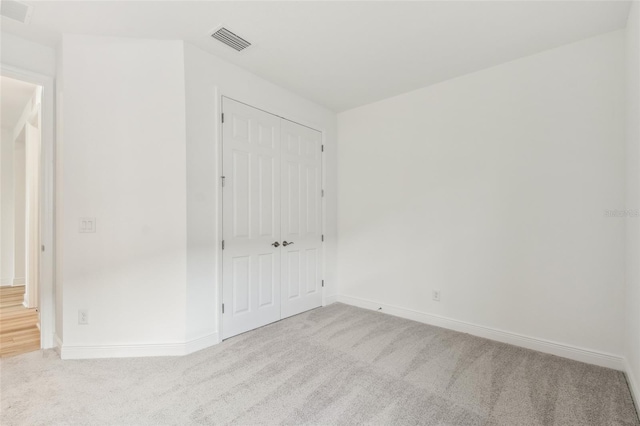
left=222, top=98, right=282, bottom=339
left=279, top=119, right=323, bottom=319
left=221, top=97, right=323, bottom=339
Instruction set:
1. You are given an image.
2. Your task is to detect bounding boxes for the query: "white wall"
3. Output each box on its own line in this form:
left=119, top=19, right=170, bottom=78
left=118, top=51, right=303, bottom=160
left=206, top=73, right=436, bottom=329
left=337, top=31, right=626, bottom=362
left=0, top=32, right=56, bottom=77
left=183, top=43, right=338, bottom=342
left=13, top=134, right=25, bottom=285
left=55, top=41, right=64, bottom=341
left=60, top=35, right=187, bottom=350
left=48, top=34, right=337, bottom=357
left=1, top=83, right=40, bottom=288
left=0, top=128, right=15, bottom=285
left=625, top=0, right=640, bottom=406
left=8, top=92, right=40, bottom=287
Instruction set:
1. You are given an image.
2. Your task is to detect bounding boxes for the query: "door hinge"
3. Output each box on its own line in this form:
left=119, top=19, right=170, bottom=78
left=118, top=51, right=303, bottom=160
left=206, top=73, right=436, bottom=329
left=221, top=176, right=226, bottom=187
left=41, top=245, right=45, bottom=252
left=222, top=240, right=225, bottom=250
left=222, top=303, right=225, bottom=314
left=221, top=113, right=225, bottom=123
left=321, top=235, right=324, bottom=242
left=321, top=145, right=324, bottom=152
left=322, top=280, right=325, bottom=288
left=321, top=189, right=324, bottom=197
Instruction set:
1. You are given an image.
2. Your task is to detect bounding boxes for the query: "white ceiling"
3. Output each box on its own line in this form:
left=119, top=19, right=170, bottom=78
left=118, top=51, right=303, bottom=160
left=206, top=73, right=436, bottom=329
left=1, top=75, right=36, bottom=130
left=1, top=1, right=632, bottom=111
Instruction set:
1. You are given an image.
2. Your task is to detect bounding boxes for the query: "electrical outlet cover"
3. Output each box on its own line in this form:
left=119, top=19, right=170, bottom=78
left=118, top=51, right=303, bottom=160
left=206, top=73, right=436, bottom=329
left=78, top=309, right=89, bottom=325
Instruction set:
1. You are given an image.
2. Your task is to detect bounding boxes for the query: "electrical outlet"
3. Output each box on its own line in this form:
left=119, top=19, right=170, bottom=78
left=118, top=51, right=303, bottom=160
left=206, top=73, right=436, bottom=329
left=78, top=309, right=89, bottom=325
left=79, top=218, right=96, bottom=233
left=432, top=290, right=441, bottom=302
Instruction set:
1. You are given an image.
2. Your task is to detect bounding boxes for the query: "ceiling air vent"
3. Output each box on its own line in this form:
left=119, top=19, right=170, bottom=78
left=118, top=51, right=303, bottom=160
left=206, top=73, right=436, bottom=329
left=211, top=27, right=251, bottom=52
left=1, top=0, right=33, bottom=24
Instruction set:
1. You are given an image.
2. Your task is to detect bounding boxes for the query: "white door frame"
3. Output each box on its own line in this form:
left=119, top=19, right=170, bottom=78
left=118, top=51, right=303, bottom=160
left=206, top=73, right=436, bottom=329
left=25, top=121, right=41, bottom=310
left=1, top=64, right=55, bottom=349
left=216, top=93, right=326, bottom=340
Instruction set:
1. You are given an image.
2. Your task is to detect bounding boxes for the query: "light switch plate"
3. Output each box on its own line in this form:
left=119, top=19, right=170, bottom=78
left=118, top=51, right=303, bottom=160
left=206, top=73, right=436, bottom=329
left=79, top=218, right=96, bottom=233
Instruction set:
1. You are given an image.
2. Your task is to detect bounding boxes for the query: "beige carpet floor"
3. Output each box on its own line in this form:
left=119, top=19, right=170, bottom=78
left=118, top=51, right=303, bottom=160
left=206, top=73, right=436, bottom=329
left=0, top=303, right=638, bottom=425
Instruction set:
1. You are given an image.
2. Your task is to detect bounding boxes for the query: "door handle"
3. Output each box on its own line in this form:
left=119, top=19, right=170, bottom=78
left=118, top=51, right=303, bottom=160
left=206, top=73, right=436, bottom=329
left=272, top=241, right=280, bottom=247
left=282, top=241, right=294, bottom=246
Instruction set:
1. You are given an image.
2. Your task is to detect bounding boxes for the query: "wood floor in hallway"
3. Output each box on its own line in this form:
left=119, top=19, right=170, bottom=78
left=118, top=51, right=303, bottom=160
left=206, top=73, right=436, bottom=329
left=0, top=286, right=40, bottom=357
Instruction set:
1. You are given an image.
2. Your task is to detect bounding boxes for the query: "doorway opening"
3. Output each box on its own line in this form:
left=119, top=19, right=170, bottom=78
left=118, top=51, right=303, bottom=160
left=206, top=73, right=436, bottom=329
left=0, top=75, right=43, bottom=357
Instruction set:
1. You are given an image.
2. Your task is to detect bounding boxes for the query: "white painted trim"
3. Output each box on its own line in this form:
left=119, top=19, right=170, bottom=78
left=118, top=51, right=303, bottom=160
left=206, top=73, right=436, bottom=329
left=215, top=85, right=224, bottom=344
left=13, top=277, right=25, bottom=285
left=61, top=342, right=187, bottom=360
left=185, top=332, right=220, bottom=355
left=0, top=279, right=13, bottom=286
left=625, top=358, right=640, bottom=416
left=323, top=294, right=338, bottom=306
left=337, top=294, right=625, bottom=371
left=60, top=332, right=219, bottom=360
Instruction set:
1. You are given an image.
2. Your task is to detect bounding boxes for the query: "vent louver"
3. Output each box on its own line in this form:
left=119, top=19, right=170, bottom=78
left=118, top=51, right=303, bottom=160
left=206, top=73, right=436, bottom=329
left=211, top=27, right=251, bottom=51
left=0, top=0, right=33, bottom=24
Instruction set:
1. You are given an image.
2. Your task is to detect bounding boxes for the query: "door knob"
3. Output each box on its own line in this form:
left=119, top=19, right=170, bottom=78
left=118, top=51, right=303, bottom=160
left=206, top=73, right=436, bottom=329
left=272, top=241, right=280, bottom=247
left=282, top=241, right=294, bottom=246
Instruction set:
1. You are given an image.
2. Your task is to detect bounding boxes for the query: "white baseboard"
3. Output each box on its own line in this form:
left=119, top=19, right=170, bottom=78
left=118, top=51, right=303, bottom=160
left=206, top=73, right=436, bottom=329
left=184, top=332, right=220, bottom=355
left=13, top=277, right=25, bottom=285
left=625, top=358, right=640, bottom=416
left=324, top=294, right=338, bottom=306
left=60, top=332, right=220, bottom=360
left=0, top=278, right=13, bottom=286
left=337, top=294, right=625, bottom=371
